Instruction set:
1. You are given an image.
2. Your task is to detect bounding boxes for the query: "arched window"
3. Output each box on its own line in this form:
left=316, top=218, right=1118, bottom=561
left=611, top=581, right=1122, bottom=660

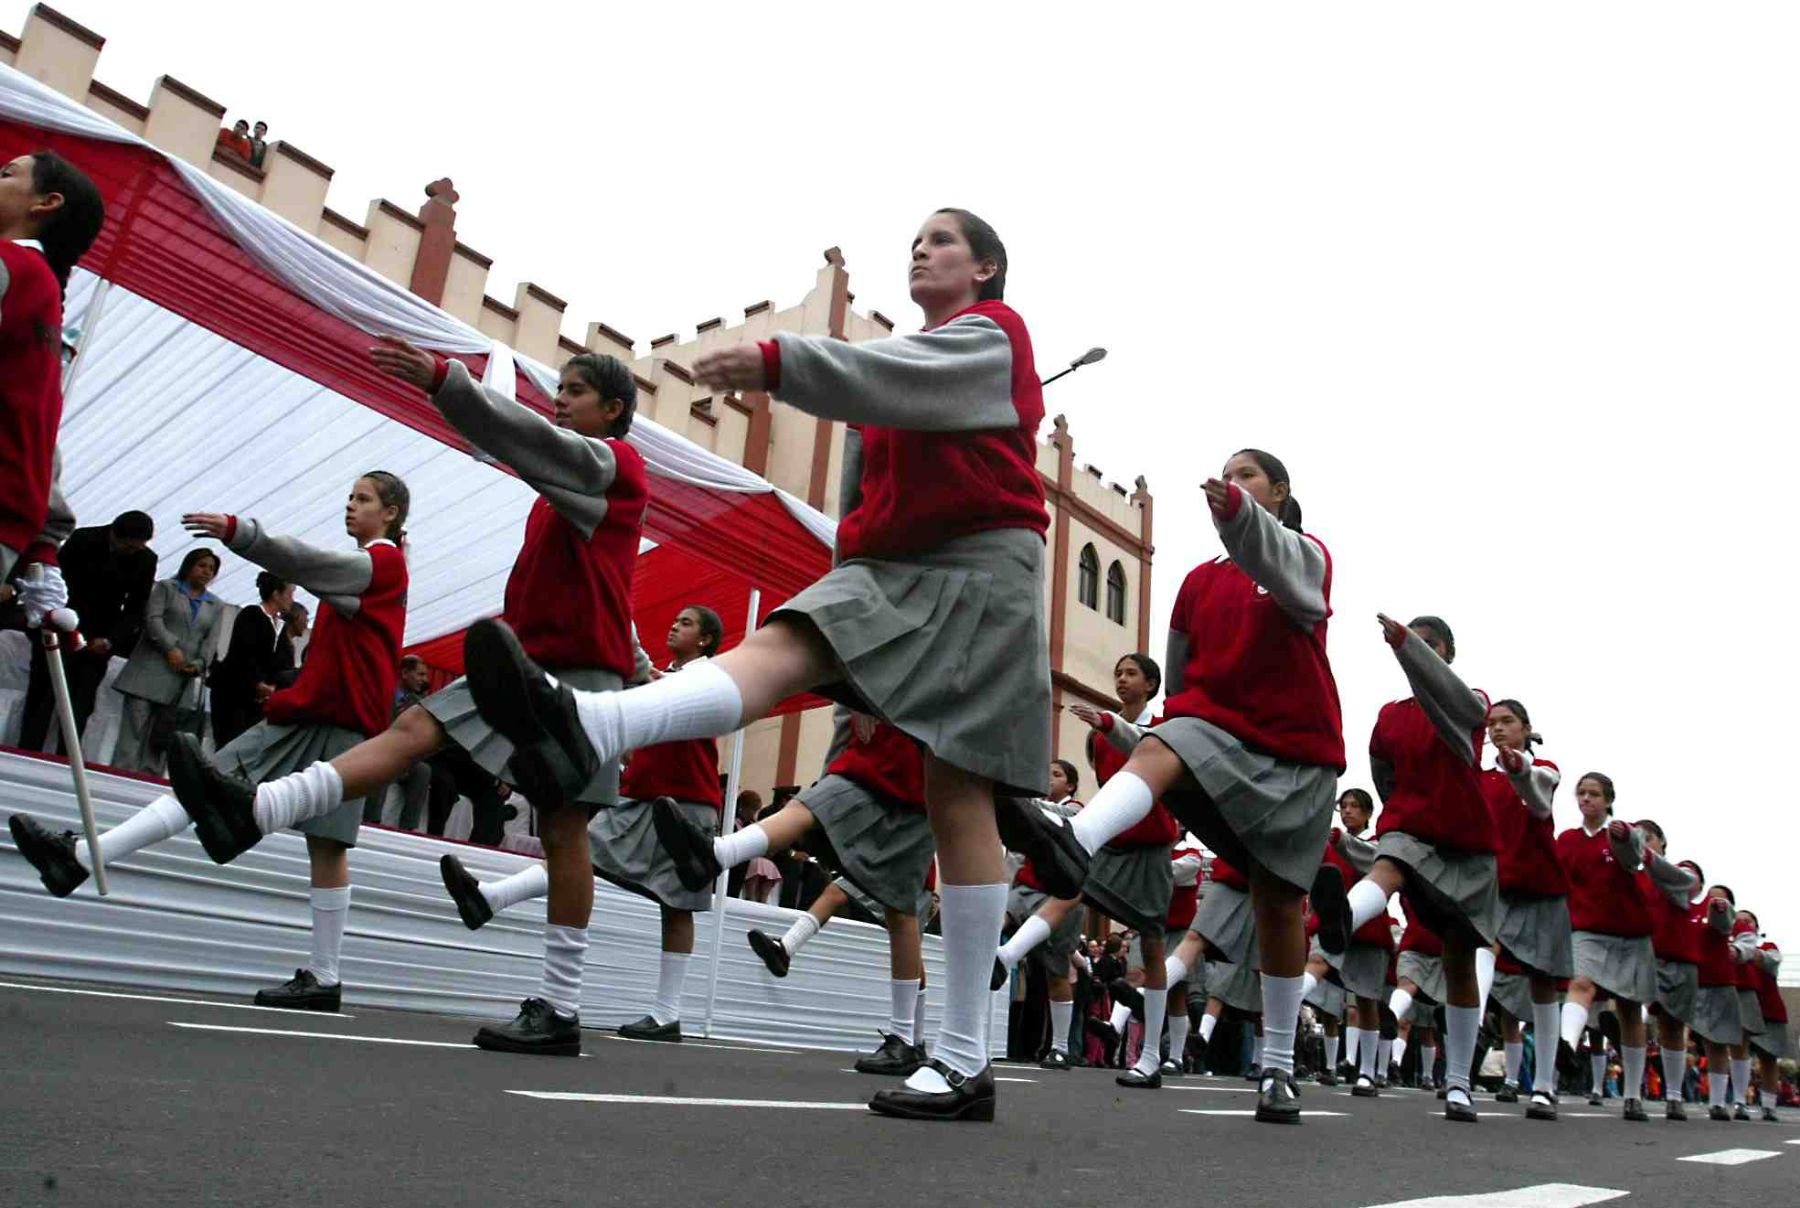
left=1106, top=561, right=1127, bottom=624
left=1077, top=544, right=1099, bottom=609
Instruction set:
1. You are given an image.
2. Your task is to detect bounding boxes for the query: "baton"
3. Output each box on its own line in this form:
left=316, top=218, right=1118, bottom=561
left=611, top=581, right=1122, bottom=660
left=25, top=568, right=107, bottom=895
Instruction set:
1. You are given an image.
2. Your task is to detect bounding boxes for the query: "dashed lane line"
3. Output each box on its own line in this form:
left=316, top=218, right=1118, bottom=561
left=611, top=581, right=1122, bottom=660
left=507, top=1090, right=867, bottom=1110
left=0, top=979, right=356, bottom=1017
left=1675, top=1149, right=1782, bottom=1166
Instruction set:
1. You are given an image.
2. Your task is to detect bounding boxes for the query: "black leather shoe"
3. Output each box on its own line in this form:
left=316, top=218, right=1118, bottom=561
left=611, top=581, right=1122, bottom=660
left=1665, top=1099, right=1688, bottom=1121
left=1527, top=1090, right=1559, bottom=1121
left=1352, top=1075, right=1380, bottom=1098
left=1161, top=1058, right=1185, bottom=1079
left=1116, top=1068, right=1162, bottom=1089
left=990, top=957, right=1009, bottom=992
left=1310, top=864, right=1351, bottom=955
left=8, top=812, right=88, bottom=897
left=1317, top=1069, right=1339, bottom=1087
left=1761, top=1105, right=1780, bottom=1122
left=1244, top=1062, right=1262, bottom=1083
left=854, top=1032, right=923, bottom=1076
left=254, top=968, right=341, bottom=1012
left=1255, top=1069, right=1302, bottom=1124
left=1039, top=1049, right=1072, bottom=1071
left=1733, top=1103, right=1751, bottom=1121
left=1496, top=1082, right=1520, bottom=1103
left=868, top=1060, right=995, bottom=1122
left=992, top=796, right=1089, bottom=900
left=1445, top=1088, right=1478, bottom=1123
left=474, top=997, right=580, bottom=1056
left=1623, top=1097, right=1648, bottom=1121
left=1555, top=1037, right=1582, bottom=1080
left=169, top=733, right=262, bottom=864
left=747, top=929, right=790, bottom=978
left=618, top=1014, right=682, bottom=1042
left=652, top=797, right=720, bottom=891
left=463, top=619, right=599, bottom=812
left=1085, top=1016, right=1120, bottom=1066
left=1438, top=1085, right=1449, bottom=1100
left=439, top=853, right=493, bottom=930
left=1107, top=979, right=1144, bottom=1017
left=1708, top=1104, right=1731, bottom=1121
left=1588, top=1092, right=1603, bottom=1107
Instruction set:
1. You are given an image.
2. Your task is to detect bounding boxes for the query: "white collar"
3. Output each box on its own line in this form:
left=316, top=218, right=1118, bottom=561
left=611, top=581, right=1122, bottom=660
left=365, top=538, right=396, bottom=549
left=1582, top=821, right=1607, bottom=838
left=10, top=238, right=43, bottom=252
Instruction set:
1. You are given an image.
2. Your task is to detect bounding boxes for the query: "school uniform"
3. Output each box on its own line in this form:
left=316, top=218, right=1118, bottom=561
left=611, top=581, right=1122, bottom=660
left=1164, top=846, right=1203, bottom=989
left=1732, top=918, right=1768, bottom=1043
left=1690, top=903, right=1745, bottom=1046
left=1394, top=908, right=1448, bottom=1008
left=1303, top=913, right=1347, bottom=1021
left=1749, top=940, right=1788, bottom=1060
left=1490, top=948, right=1536, bottom=1022
left=1008, top=802, right=1086, bottom=967
left=1480, top=756, right=1573, bottom=979
left=0, top=238, right=73, bottom=580
left=1321, top=830, right=1397, bottom=1000
left=1640, top=864, right=1702, bottom=1026
left=1195, top=855, right=1261, bottom=1014
left=1080, top=712, right=1179, bottom=933
left=804, top=713, right=934, bottom=916
left=1556, top=824, right=1657, bottom=1004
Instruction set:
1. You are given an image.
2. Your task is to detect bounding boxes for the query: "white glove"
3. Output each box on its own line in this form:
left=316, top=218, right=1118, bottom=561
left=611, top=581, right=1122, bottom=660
left=18, top=565, right=69, bottom=627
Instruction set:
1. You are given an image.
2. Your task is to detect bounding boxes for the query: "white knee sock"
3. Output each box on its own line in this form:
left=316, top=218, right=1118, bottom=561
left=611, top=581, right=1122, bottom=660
left=1389, top=987, right=1415, bottom=1022
left=713, top=823, right=768, bottom=869
left=1421, top=1043, right=1439, bottom=1084
left=1661, top=1045, right=1686, bottom=1101
left=1623, top=1045, right=1646, bottom=1100
left=1445, top=1005, right=1478, bottom=1092
left=1505, top=1039, right=1525, bottom=1085
left=1322, top=1030, right=1340, bottom=1072
left=997, top=915, right=1052, bottom=969
left=1587, top=1051, right=1605, bottom=1094
left=1358, top=1029, right=1381, bottom=1078
left=572, top=660, right=743, bottom=765
left=1559, top=1000, right=1589, bottom=1049
left=1377, top=1037, right=1394, bottom=1074
left=1392, top=1037, right=1409, bottom=1069
left=1474, top=947, right=1497, bottom=1013
left=76, top=793, right=189, bottom=869
left=1199, top=1013, right=1218, bottom=1045
left=1167, top=1013, right=1191, bottom=1066
left=1346, top=879, right=1390, bottom=931
left=889, top=978, right=920, bottom=1044
left=538, top=923, right=587, bottom=1016
left=1109, top=1001, right=1132, bottom=1034
left=1730, top=1058, right=1752, bottom=1106
left=1132, top=987, right=1168, bottom=1075
left=1344, top=1026, right=1361, bottom=1067
left=1301, top=972, right=1318, bottom=998
left=479, top=863, right=550, bottom=913
left=904, top=882, right=1006, bottom=1089
left=781, top=912, right=822, bottom=957
left=1255, top=1034, right=1266, bottom=1068
left=1708, top=1064, right=1729, bottom=1108
left=1069, top=772, right=1154, bottom=855
left=253, top=762, right=345, bottom=835
left=1533, top=1000, right=1561, bottom=1092
left=1049, top=998, right=1073, bottom=1055
left=1259, top=973, right=1305, bottom=1077
left=1164, top=952, right=1189, bottom=984
left=306, top=885, right=351, bottom=987
left=652, top=951, right=690, bottom=1025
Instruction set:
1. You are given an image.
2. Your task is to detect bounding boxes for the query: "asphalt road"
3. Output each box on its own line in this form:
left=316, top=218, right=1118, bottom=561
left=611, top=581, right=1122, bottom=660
left=1, top=976, right=1794, bottom=1208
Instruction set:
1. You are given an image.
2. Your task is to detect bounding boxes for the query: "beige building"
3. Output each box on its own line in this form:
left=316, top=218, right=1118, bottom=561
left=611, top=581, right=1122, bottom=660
left=3, top=3, right=1155, bottom=801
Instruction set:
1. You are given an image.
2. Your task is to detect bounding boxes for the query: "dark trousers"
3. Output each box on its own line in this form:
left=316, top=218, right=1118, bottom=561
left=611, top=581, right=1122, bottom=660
left=422, top=746, right=507, bottom=846
left=21, top=644, right=109, bottom=752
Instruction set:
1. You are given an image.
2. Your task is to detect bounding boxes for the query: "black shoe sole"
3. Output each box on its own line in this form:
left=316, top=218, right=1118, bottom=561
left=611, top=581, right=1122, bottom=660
left=8, top=813, right=88, bottom=898
left=1351, top=1085, right=1380, bottom=1098
left=1526, top=1105, right=1559, bottom=1121
left=473, top=1029, right=580, bottom=1057
left=992, top=796, right=1086, bottom=900
left=854, top=1058, right=922, bottom=1077
left=652, top=797, right=720, bottom=892
left=1309, top=865, right=1351, bottom=955
left=617, top=1026, right=683, bottom=1043
left=1115, top=1072, right=1162, bottom=1089
left=990, top=957, right=1008, bottom=992
left=169, top=735, right=260, bottom=864
left=463, top=620, right=590, bottom=812
left=254, top=991, right=341, bottom=1012
left=1254, top=1107, right=1302, bottom=1124
left=747, top=930, right=790, bottom=978
left=440, top=854, right=494, bottom=930
left=1446, top=1107, right=1479, bottom=1123
left=867, top=1092, right=996, bottom=1122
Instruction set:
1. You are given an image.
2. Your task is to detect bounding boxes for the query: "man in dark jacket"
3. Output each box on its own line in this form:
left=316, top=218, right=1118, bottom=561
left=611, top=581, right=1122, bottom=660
left=209, top=570, right=295, bottom=748
left=20, top=511, right=156, bottom=751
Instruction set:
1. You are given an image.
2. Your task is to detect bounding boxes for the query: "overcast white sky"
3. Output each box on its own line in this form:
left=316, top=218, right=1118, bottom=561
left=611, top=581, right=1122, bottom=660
left=40, top=2, right=1799, bottom=962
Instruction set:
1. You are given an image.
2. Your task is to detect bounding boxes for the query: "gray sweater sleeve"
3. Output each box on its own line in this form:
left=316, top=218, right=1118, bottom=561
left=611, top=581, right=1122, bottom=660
left=628, top=626, right=653, bottom=686
left=770, top=314, right=1019, bottom=432
left=1504, top=750, right=1560, bottom=818
left=1100, top=712, right=1147, bottom=757
left=1642, top=849, right=1699, bottom=906
left=433, top=360, right=619, bottom=539
left=1163, top=630, right=1191, bottom=698
left=1336, top=832, right=1378, bottom=875
left=228, top=519, right=374, bottom=616
left=1213, top=492, right=1328, bottom=626
left=1392, top=631, right=1489, bottom=766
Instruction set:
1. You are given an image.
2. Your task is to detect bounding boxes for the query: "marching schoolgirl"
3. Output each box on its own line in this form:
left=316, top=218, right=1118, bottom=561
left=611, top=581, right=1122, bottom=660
left=458, top=209, right=1050, bottom=1122
left=1310, top=615, right=1497, bottom=1122
left=994, top=449, right=1344, bottom=1123
left=1552, top=774, right=1658, bottom=1122
left=1157, top=853, right=1266, bottom=1083
left=1322, top=789, right=1394, bottom=1096
left=1300, top=910, right=1346, bottom=1086
left=1479, top=697, right=1573, bottom=1120
left=1690, top=884, right=1746, bottom=1119
left=1739, top=913, right=1785, bottom=1122
left=1160, top=843, right=1204, bottom=1075
left=11, top=473, right=411, bottom=1013
left=994, top=767, right=1088, bottom=1071
left=1729, top=910, right=1772, bottom=1119
left=1633, top=821, right=1704, bottom=1120
left=165, top=338, right=646, bottom=1054
left=1390, top=904, right=1445, bottom=1093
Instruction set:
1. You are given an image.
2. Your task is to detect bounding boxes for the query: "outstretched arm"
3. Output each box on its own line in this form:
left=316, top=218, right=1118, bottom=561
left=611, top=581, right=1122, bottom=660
left=1383, top=620, right=1489, bottom=766
left=1334, top=829, right=1378, bottom=875
left=1205, top=481, right=1328, bottom=626
left=187, top=514, right=374, bottom=616
left=1642, top=848, right=1700, bottom=906
left=1497, top=748, right=1559, bottom=818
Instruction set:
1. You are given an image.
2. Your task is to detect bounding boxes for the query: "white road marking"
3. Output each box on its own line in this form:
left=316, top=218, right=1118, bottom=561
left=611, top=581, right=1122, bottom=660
left=0, top=979, right=354, bottom=1017
left=1178, top=1109, right=1347, bottom=1117
left=1676, top=1148, right=1782, bottom=1166
left=837, top=1069, right=1035, bottom=1083
left=598, top=1034, right=793, bottom=1056
left=169, top=1022, right=476, bottom=1049
left=1355, top=1186, right=1628, bottom=1208
left=1166, top=1084, right=1258, bottom=1093
left=1788, top=1138, right=1800, bottom=1145
left=508, top=1091, right=866, bottom=1110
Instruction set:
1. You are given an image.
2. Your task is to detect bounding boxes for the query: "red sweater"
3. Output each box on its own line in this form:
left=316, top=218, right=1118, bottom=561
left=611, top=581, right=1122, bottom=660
left=1754, top=944, right=1787, bottom=1023
left=1479, top=765, right=1567, bottom=896
left=1555, top=826, right=1653, bottom=937
left=1693, top=904, right=1739, bottom=987
left=504, top=442, right=647, bottom=677
left=1371, top=698, right=1496, bottom=853
left=1641, top=874, right=1702, bottom=964
left=1166, top=846, right=1201, bottom=930
left=828, top=718, right=924, bottom=810
left=265, top=542, right=408, bottom=737
left=1161, top=549, right=1344, bottom=770
left=622, top=736, right=721, bottom=810
left=1208, top=854, right=1250, bottom=892
left=1732, top=919, right=1761, bottom=991
left=1398, top=902, right=1443, bottom=958
left=1323, top=837, right=1395, bottom=948
left=1090, top=716, right=1181, bottom=849
left=0, top=241, right=65, bottom=564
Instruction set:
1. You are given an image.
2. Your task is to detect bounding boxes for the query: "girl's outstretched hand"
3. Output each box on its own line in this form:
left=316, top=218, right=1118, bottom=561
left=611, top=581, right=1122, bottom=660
left=694, top=345, right=767, bottom=392
left=182, top=513, right=231, bottom=540
left=370, top=337, right=437, bottom=389
left=1376, top=613, right=1409, bottom=648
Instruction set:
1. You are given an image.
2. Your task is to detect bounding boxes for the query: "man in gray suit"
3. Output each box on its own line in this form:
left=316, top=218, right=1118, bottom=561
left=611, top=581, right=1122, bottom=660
left=111, top=547, right=224, bottom=774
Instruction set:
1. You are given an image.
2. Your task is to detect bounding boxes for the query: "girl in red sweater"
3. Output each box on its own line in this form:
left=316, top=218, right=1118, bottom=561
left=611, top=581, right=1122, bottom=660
left=11, top=472, right=411, bottom=1013
left=461, top=209, right=1049, bottom=1122
left=1634, top=822, right=1704, bottom=1119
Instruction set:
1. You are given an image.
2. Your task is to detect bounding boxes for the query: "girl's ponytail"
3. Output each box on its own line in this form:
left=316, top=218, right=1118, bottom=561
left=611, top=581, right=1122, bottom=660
left=28, top=151, right=104, bottom=300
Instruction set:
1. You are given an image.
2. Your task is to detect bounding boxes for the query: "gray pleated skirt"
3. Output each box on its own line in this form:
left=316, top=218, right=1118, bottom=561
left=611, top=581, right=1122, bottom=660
left=1328, top=941, right=1393, bottom=1002
left=833, top=875, right=934, bottom=924
left=1690, top=984, right=1744, bottom=1045
left=1165, top=926, right=1201, bottom=988
left=1375, top=831, right=1501, bottom=948
left=1738, top=988, right=1766, bottom=1036
left=1193, top=881, right=1258, bottom=967
left=1653, top=960, right=1699, bottom=1025
left=423, top=667, right=624, bottom=806
left=1751, top=1021, right=1789, bottom=1060
left=1203, top=957, right=1261, bottom=1014
left=768, top=528, right=1049, bottom=797
left=1496, top=891, right=1574, bottom=979
left=1395, top=950, right=1447, bottom=1007
left=1007, top=883, right=1082, bottom=962
left=1084, top=843, right=1175, bottom=935
left=215, top=719, right=367, bottom=846
left=1304, top=949, right=1347, bottom=1020
left=804, top=774, right=935, bottom=916
left=587, top=798, right=717, bottom=912
left=1571, top=931, right=1657, bottom=1004
left=1148, top=715, right=1336, bottom=892
left=1491, top=970, right=1535, bottom=1021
